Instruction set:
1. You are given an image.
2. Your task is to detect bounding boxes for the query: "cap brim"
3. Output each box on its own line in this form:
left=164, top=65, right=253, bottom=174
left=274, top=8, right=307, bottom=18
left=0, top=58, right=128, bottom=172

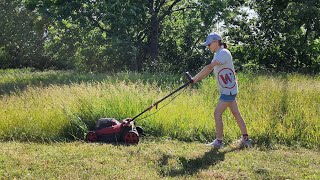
left=201, top=41, right=210, bottom=46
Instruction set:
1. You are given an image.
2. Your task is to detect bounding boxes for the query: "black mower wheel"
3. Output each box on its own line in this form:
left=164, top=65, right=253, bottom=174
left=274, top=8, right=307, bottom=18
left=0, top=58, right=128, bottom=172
left=136, top=126, right=144, bottom=136
left=124, top=131, right=139, bottom=144
left=86, top=131, right=98, bottom=142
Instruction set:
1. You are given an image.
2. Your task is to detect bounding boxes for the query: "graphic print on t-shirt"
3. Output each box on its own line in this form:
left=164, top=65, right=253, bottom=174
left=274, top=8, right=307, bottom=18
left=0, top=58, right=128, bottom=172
left=218, top=68, right=236, bottom=89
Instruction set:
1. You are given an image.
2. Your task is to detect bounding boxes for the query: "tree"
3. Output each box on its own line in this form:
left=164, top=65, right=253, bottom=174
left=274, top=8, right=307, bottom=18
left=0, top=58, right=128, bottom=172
left=23, top=0, right=239, bottom=72
left=24, top=0, right=149, bottom=71
left=0, top=0, right=49, bottom=69
left=226, top=0, right=320, bottom=73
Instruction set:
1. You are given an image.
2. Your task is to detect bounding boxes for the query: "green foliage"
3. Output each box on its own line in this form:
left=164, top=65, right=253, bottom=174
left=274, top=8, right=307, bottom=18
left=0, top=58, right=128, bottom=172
left=0, top=0, right=50, bottom=69
left=226, top=0, right=320, bottom=73
left=18, top=0, right=243, bottom=72
left=1, top=0, right=319, bottom=73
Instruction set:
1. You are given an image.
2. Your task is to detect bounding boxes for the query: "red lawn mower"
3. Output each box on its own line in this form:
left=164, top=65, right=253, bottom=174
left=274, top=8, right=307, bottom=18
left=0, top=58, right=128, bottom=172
left=85, top=72, right=193, bottom=144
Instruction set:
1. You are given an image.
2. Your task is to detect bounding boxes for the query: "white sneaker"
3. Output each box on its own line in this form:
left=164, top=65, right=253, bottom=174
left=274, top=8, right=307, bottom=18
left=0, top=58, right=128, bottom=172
left=239, top=137, right=252, bottom=148
left=206, top=139, right=224, bottom=149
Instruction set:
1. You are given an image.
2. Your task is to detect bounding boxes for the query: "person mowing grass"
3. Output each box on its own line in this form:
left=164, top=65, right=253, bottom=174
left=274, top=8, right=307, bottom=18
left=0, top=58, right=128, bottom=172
left=192, top=32, right=252, bottom=148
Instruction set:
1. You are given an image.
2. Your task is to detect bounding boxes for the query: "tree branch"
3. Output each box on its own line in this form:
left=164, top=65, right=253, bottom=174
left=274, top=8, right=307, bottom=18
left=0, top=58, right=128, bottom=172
left=149, top=0, right=154, bottom=14
left=170, top=6, right=198, bottom=13
left=155, top=0, right=166, bottom=14
left=158, top=0, right=182, bottom=22
left=85, top=14, right=111, bottom=34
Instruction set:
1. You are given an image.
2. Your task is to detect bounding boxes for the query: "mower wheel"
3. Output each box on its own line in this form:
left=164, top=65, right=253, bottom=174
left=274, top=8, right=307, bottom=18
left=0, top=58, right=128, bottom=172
left=86, top=131, right=98, bottom=142
left=136, top=126, right=144, bottom=136
left=124, top=131, right=139, bottom=144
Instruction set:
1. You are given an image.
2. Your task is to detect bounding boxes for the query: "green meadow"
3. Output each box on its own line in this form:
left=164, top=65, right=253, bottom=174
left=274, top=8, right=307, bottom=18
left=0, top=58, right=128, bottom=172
left=1, top=69, right=320, bottom=179
left=1, top=68, right=319, bottom=148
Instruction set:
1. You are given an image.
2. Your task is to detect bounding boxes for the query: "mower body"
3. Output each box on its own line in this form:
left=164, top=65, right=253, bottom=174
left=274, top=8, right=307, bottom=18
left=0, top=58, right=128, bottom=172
left=86, top=118, right=143, bottom=144
left=86, top=73, right=193, bottom=144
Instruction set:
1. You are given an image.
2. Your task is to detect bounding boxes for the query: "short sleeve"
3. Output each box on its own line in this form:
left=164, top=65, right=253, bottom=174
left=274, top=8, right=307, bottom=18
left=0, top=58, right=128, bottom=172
left=212, top=50, right=230, bottom=64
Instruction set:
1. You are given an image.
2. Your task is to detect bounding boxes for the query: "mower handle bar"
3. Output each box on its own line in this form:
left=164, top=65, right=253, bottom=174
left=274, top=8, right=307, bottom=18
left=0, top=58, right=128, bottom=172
left=129, top=72, right=193, bottom=122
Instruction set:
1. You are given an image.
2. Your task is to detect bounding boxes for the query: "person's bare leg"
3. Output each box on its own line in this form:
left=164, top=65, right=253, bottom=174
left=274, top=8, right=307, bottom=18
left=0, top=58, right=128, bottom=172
left=229, top=100, right=248, bottom=135
left=214, top=101, right=229, bottom=140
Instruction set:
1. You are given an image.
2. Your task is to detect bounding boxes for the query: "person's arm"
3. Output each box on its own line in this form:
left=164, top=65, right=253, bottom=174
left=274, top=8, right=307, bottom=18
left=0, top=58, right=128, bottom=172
left=192, top=60, right=221, bottom=83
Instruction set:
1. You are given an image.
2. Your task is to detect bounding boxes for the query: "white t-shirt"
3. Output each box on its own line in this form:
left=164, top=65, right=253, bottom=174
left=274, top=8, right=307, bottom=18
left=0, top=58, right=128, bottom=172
left=212, top=47, right=238, bottom=95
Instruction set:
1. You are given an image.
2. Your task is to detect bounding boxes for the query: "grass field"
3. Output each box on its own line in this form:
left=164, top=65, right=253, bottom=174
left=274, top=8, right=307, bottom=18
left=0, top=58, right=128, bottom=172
left=1, top=139, right=319, bottom=179
left=1, top=69, right=319, bottom=148
left=0, top=68, right=320, bottom=179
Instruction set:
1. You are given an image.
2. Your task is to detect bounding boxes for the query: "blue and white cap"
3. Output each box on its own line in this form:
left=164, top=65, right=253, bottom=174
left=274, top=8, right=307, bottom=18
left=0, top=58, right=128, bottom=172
left=201, top=33, right=222, bottom=46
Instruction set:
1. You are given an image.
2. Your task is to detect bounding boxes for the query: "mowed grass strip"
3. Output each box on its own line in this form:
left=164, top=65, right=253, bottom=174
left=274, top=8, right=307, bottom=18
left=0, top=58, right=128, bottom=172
left=0, top=139, right=319, bottom=179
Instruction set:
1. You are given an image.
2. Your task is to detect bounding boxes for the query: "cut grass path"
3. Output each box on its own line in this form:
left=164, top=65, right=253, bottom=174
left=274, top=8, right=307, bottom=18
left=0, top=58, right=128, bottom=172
left=1, top=139, right=319, bottom=179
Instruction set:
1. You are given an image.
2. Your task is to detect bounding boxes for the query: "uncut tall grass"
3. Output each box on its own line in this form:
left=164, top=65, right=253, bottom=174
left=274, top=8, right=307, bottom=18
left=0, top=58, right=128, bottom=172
left=0, top=70, right=319, bottom=149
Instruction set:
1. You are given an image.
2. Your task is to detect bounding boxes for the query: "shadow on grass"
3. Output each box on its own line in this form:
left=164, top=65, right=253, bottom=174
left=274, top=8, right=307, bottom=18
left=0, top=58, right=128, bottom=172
left=159, top=146, right=241, bottom=177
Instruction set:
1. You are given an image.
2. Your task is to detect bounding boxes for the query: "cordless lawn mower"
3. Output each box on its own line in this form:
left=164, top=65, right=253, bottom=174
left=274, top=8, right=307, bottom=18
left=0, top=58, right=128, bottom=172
left=85, top=72, right=193, bottom=144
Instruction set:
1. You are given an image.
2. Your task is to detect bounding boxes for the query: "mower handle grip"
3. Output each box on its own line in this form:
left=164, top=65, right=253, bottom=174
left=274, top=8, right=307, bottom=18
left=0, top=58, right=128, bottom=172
left=185, top=72, right=193, bottom=83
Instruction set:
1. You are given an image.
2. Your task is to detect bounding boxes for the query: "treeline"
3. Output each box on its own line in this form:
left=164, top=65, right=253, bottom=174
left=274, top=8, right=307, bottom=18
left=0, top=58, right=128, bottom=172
left=0, top=0, right=319, bottom=74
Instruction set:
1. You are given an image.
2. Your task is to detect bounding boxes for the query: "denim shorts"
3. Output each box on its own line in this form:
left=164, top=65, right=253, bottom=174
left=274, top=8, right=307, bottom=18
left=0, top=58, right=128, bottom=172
left=219, top=94, right=237, bottom=102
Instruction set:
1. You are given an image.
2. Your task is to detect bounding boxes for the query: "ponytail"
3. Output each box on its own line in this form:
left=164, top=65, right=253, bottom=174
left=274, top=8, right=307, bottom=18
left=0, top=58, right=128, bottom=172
left=218, top=40, right=227, bottom=49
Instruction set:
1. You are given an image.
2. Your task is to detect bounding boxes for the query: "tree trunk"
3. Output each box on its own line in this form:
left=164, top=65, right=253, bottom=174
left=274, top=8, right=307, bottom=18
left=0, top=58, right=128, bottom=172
left=146, top=0, right=181, bottom=69
left=149, top=15, right=160, bottom=66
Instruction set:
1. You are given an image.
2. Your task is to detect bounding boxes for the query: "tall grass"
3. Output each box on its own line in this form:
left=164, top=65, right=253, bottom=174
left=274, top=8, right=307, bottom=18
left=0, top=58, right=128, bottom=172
left=0, top=69, right=319, bottom=149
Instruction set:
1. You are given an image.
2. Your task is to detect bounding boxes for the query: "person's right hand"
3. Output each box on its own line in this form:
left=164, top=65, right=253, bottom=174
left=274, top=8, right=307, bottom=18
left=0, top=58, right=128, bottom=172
left=191, top=78, right=196, bottom=84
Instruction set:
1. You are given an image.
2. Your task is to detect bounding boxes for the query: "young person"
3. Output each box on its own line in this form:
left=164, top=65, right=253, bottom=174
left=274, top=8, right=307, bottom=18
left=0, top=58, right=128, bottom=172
left=192, top=32, right=252, bottom=148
